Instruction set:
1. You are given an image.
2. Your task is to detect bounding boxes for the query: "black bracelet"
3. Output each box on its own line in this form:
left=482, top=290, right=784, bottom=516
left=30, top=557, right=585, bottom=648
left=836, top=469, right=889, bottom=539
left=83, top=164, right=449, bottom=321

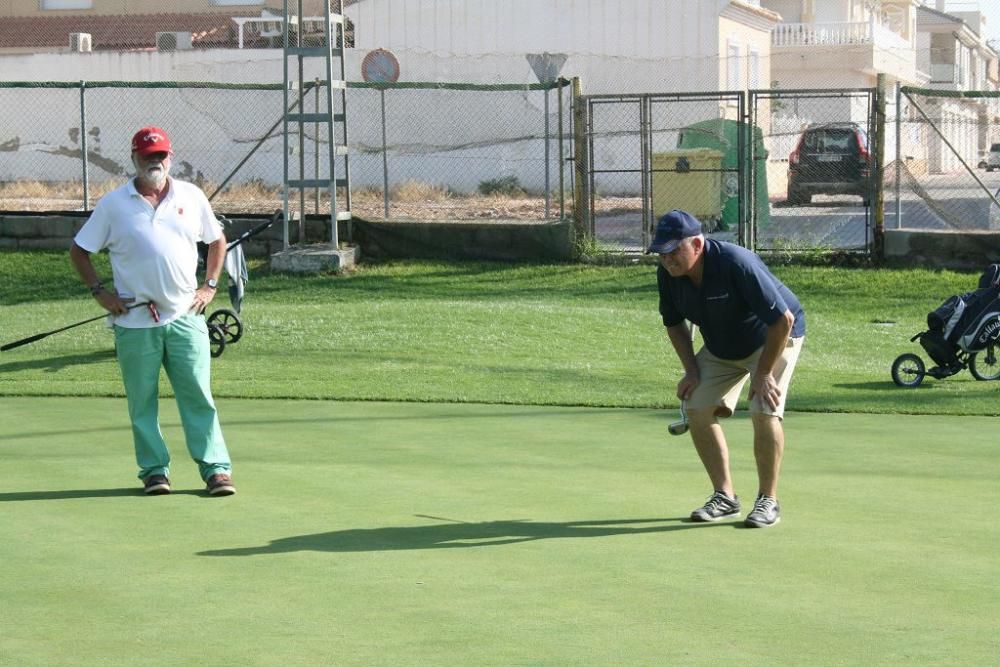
left=89, top=281, right=104, bottom=296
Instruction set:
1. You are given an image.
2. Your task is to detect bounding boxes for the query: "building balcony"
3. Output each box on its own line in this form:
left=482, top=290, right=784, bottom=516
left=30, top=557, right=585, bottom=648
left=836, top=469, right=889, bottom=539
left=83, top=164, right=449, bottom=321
left=773, top=19, right=909, bottom=49
left=772, top=19, right=918, bottom=84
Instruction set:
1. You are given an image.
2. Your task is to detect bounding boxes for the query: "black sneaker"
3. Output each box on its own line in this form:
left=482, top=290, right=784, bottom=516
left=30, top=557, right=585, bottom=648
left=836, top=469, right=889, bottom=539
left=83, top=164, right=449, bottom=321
left=206, top=473, right=236, bottom=496
left=745, top=494, right=781, bottom=528
left=690, top=491, right=741, bottom=522
left=143, top=474, right=171, bottom=495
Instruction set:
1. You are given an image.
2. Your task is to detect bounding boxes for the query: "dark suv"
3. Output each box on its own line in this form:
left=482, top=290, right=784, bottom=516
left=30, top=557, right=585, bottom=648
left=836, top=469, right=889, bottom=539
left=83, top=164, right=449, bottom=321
left=786, top=122, right=872, bottom=206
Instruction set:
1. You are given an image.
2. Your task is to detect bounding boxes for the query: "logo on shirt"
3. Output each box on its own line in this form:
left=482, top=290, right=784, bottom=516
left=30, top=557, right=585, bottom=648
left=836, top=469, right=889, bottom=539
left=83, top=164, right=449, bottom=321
left=177, top=207, right=184, bottom=215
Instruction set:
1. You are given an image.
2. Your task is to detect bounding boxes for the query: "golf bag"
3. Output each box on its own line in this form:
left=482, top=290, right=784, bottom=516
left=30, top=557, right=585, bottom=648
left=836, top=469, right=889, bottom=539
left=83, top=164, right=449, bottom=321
left=922, top=264, right=1000, bottom=368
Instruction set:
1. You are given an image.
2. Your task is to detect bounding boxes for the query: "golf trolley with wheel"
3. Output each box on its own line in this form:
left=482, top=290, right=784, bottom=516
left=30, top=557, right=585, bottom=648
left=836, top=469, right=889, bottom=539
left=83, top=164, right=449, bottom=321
left=890, top=335, right=1000, bottom=388
left=890, top=264, right=1000, bottom=388
left=197, top=211, right=279, bottom=358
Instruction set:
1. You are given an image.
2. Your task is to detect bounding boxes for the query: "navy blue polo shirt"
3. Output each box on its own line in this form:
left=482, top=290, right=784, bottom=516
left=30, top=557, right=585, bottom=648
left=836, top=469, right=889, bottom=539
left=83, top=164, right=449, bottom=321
left=657, top=239, right=805, bottom=360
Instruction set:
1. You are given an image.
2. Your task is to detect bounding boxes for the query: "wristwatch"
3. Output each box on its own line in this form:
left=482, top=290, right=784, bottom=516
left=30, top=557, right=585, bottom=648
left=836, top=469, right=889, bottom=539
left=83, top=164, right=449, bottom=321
left=206, top=278, right=218, bottom=290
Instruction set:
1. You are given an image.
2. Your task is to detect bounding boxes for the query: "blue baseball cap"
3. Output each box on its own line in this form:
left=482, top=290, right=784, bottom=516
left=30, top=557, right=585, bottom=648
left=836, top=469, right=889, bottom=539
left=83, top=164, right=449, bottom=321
left=647, top=210, right=703, bottom=254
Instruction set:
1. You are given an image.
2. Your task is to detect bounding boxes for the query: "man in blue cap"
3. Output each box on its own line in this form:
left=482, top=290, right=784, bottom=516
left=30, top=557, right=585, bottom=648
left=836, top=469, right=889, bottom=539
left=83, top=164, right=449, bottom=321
left=650, top=210, right=805, bottom=528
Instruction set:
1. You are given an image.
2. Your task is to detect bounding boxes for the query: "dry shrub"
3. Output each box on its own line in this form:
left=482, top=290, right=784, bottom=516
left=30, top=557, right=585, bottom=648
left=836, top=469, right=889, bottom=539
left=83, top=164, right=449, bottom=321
left=391, top=179, right=452, bottom=202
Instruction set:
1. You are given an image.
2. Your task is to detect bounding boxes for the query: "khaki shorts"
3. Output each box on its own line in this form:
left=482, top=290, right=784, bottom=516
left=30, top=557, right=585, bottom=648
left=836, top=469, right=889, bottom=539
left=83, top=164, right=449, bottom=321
left=686, top=336, right=804, bottom=420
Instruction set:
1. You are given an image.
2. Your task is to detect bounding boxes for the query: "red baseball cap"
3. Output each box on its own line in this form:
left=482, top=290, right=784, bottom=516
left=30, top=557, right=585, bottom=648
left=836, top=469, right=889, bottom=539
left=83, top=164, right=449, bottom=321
left=131, top=126, right=172, bottom=156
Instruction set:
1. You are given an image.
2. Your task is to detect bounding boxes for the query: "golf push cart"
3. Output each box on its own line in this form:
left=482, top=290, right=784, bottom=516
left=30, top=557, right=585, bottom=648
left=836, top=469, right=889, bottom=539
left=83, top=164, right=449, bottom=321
left=890, top=264, right=1000, bottom=387
left=201, top=212, right=278, bottom=357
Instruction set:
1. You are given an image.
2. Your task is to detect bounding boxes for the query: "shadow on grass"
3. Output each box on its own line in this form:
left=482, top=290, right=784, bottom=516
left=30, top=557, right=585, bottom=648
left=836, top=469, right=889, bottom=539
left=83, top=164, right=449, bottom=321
left=0, top=487, right=207, bottom=501
left=0, top=348, right=116, bottom=373
left=198, top=516, right=730, bottom=556
left=832, top=381, right=933, bottom=390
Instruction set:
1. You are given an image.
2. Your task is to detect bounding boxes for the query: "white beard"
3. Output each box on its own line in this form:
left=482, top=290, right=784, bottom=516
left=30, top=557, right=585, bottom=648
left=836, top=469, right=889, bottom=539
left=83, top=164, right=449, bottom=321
left=134, top=157, right=170, bottom=189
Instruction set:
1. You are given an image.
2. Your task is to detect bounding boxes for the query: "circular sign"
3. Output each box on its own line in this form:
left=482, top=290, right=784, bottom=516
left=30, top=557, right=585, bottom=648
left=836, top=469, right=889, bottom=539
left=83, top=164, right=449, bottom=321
left=361, top=48, right=400, bottom=84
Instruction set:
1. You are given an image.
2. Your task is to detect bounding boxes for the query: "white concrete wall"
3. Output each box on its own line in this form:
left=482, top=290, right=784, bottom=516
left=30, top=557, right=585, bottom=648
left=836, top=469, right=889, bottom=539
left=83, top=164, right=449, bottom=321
left=346, top=0, right=726, bottom=91
left=0, top=1, right=775, bottom=194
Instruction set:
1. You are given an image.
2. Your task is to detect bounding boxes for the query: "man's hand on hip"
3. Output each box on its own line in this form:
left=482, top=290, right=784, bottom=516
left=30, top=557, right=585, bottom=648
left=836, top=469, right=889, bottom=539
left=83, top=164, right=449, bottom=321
left=191, top=285, right=216, bottom=314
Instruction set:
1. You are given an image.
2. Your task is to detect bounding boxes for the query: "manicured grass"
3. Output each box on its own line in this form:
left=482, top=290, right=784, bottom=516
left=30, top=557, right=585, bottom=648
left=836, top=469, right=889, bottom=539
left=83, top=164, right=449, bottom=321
left=1, top=251, right=997, bottom=415
left=1, top=397, right=997, bottom=666
left=2, top=254, right=997, bottom=664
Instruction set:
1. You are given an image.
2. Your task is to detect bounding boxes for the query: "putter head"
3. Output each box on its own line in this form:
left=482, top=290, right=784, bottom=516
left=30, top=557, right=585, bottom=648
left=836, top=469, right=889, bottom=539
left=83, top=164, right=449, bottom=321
left=667, top=420, right=689, bottom=436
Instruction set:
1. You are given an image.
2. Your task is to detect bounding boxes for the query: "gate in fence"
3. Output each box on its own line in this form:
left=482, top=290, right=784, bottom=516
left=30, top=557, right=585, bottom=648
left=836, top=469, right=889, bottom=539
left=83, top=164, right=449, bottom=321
left=580, top=91, right=748, bottom=253
left=579, top=87, right=879, bottom=256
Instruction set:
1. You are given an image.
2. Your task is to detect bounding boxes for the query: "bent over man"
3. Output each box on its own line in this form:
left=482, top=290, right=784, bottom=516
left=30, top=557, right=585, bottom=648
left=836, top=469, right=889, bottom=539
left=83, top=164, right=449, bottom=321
left=651, top=210, right=805, bottom=528
left=70, top=126, right=235, bottom=497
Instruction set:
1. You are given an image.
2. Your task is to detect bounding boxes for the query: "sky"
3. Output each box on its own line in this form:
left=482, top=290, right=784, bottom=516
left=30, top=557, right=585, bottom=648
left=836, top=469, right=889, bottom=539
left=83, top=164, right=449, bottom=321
left=977, top=3, right=1000, bottom=44
left=945, top=1, right=1000, bottom=45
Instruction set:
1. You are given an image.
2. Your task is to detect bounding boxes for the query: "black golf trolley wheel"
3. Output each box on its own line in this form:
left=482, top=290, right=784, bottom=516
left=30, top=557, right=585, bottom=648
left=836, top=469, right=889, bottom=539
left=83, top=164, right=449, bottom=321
left=207, top=325, right=227, bottom=358
left=969, top=343, right=1000, bottom=381
left=891, top=353, right=926, bottom=388
left=206, top=309, right=243, bottom=358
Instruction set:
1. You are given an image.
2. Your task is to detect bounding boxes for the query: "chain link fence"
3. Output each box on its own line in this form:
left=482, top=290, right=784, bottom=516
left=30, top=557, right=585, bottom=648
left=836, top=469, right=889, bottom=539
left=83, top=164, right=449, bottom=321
left=752, top=88, right=876, bottom=252
left=0, top=78, right=572, bottom=223
left=888, top=86, right=1000, bottom=234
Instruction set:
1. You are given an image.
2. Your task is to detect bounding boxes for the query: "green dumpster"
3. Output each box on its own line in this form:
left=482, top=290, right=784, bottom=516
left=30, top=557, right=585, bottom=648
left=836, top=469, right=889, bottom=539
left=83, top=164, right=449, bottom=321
left=677, top=118, right=769, bottom=231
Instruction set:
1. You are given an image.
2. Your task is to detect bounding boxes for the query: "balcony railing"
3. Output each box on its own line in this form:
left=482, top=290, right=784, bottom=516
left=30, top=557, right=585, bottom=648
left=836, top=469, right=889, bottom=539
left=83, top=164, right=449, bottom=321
left=773, top=19, right=910, bottom=50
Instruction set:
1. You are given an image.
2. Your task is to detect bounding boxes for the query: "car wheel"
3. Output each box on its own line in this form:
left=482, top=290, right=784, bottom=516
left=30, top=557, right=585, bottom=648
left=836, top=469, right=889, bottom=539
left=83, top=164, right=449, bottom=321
left=787, top=187, right=808, bottom=206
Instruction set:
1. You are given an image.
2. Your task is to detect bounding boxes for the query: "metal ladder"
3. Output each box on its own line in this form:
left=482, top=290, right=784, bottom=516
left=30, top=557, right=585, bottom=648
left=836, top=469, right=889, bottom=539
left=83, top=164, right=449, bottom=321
left=281, top=0, right=351, bottom=249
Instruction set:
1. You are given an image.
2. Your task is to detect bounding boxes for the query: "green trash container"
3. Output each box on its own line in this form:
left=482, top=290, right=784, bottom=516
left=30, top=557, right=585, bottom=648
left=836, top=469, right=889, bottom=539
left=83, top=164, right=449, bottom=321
left=677, top=118, right=769, bottom=231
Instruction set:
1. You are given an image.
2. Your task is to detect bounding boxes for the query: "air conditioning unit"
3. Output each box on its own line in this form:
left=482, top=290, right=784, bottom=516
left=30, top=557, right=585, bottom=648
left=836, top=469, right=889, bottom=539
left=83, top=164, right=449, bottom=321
left=69, top=32, right=92, bottom=53
left=155, top=31, right=193, bottom=51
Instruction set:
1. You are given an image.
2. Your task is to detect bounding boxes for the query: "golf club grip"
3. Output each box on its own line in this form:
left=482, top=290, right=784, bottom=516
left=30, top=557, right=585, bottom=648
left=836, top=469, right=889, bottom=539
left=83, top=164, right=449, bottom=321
left=1, top=332, right=50, bottom=351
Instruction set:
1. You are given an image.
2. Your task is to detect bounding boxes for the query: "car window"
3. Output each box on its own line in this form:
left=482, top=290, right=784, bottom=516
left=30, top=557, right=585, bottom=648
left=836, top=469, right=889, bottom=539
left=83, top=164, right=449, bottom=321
left=803, top=129, right=856, bottom=153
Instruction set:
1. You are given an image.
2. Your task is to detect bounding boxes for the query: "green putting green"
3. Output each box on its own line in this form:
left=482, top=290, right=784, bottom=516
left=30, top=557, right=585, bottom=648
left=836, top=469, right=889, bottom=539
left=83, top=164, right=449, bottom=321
left=0, top=397, right=995, bottom=665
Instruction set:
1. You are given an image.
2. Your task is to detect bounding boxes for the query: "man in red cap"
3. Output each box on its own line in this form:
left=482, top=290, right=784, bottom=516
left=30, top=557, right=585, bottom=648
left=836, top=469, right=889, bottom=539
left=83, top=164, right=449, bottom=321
left=69, top=126, right=236, bottom=497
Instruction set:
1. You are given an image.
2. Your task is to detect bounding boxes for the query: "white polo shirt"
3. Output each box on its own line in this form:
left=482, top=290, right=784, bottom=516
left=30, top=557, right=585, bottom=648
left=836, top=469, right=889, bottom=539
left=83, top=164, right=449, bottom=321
left=74, top=177, right=223, bottom=328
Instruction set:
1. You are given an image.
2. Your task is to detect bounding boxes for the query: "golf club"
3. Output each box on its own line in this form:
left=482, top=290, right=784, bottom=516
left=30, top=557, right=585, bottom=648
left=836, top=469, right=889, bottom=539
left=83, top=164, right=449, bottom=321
left=1, top=301, right=153, bottom=352
left=223, top=210, right=280, bottom=251
left=667, top=400, right=689, bottom=436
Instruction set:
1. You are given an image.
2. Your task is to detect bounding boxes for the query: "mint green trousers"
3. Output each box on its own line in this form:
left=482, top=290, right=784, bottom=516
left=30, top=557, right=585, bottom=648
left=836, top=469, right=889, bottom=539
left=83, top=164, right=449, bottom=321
left=115, top=313, right=231, bottom=482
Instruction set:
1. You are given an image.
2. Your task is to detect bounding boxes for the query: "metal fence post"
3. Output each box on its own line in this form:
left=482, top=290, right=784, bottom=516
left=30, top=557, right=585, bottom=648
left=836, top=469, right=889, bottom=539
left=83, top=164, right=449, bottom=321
left=79, top=81, right=90, bottom=211
left=571, top=77, right=589, bottom=244
left=557, top=79, right=565, bottom=220
left=380, top=86, right=390, bottom=217
left=543, top=85, right=550, bottom=219
left=314, top=78, right=321, bottom=214
left=894, top=80, right=902, bottom=230
left=873, top=73, right=886, bottom=259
